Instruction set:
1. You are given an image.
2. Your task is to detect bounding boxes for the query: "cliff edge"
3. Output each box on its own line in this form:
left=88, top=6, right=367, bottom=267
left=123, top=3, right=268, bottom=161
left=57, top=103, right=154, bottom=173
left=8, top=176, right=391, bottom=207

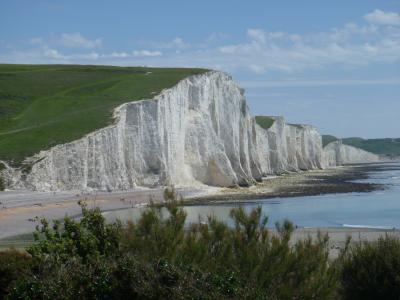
left=0, top=71, right=378, bottom=191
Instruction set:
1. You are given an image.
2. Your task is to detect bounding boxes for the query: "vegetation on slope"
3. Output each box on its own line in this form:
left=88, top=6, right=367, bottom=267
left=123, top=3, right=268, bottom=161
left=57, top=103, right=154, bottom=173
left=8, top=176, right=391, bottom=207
left=322, top=135, right=339, bottom=147
left=255, top=116, right=275, bottom=130
left=1, top=190, right=400, bottom=299
left=340, top=234, right=400, bottom=299
left=343, top=137, right=400, bottom=156
left=0, top=64, right=207, bottom=165
left=322, top=134, right=400, bottom=155
left=1, top=190, right=339, bottom=299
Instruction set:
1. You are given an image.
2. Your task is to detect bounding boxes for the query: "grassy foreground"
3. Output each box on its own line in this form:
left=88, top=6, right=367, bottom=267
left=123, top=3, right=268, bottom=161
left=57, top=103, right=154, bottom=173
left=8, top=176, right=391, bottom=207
left=0, top=64, right=207, bottom=165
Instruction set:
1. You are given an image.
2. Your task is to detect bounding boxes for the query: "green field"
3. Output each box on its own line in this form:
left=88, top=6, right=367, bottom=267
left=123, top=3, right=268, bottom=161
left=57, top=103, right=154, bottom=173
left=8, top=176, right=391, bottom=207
left=322, top=135, right=400, bottom=155
left=255, top=116, right=275, bottom=130
left=0, top=64, right=207, bottom=165
left=322, top=135, right=339, bottom=147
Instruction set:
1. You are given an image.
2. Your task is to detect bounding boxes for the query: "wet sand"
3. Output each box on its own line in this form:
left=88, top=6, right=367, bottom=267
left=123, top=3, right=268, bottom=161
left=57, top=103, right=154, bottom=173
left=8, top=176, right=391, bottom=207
left=0, top=163, right=393, bottom=240
left=290, top=227, right=400, bottom=259
left=0, top=187, right=218, bottom=239
left=187, top=163, right=389, bottom=204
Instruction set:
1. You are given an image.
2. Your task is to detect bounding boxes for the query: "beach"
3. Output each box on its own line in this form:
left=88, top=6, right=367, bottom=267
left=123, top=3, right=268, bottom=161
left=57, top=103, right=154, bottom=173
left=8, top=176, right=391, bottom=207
left=0, top=163, right=395, bottom=250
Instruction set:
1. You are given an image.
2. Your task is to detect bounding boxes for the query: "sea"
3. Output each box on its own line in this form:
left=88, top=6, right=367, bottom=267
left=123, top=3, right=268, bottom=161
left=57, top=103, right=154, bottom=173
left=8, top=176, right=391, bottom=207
left=103, top=162, right=400, bottom=229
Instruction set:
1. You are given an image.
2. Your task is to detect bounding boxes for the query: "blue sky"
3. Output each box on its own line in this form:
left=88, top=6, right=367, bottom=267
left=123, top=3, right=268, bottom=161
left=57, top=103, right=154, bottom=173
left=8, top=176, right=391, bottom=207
left=1, top=0, right=399, bottom=138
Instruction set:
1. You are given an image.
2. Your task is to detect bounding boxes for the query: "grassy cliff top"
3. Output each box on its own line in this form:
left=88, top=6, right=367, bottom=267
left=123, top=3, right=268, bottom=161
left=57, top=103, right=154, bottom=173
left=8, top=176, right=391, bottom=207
left=0, top=64, right=207, bottom=164
left=322, top=135, right=400, bottom=155
left=255, top=116, right=275, bottom=130
left=322, top=135, right=339, bottom=147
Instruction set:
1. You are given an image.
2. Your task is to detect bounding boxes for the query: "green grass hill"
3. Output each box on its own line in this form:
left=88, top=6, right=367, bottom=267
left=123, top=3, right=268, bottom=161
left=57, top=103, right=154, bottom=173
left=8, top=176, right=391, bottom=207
left=255, top=116, right=275, bottom=130
left=0, top=64, right=207, bottom=165
left=322, top=135, right=339, bottom=147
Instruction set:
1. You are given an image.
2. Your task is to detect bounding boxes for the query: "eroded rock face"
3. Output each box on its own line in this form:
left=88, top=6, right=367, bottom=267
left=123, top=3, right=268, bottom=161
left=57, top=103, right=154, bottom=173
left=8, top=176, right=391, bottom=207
left=13, top=72, right=268, bottom=191
left=255, top=117, right=323, bottom=175
left=322, top=140, right=380, bottom=167
left=0, top=71, right=377, bottom=192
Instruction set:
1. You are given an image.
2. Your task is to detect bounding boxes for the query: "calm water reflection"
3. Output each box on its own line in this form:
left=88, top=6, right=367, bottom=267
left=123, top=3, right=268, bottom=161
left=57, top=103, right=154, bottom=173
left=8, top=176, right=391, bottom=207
left=103, top=163, right=400, bottom=229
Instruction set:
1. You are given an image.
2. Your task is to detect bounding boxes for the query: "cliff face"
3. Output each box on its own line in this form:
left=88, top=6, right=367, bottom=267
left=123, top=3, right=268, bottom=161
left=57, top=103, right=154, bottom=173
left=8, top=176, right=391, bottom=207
left=255, top=117, right=323, bottom=175
left=14, top=72, right=266, bottom=191
left=0, top=71, right=378, bottom=192
left=322, top=141, right=380, bottom=167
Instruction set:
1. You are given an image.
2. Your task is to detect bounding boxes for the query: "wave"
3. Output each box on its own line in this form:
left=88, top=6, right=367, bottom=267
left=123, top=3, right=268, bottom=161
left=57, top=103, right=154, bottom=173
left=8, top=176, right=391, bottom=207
left=342, top=224, right=395, bottom=230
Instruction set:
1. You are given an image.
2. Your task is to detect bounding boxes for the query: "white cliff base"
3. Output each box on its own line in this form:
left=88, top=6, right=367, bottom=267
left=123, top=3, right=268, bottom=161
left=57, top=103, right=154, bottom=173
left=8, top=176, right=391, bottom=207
left=322, top=140, right=380, bottom=167
left=0, top=71, right=379, bottom=192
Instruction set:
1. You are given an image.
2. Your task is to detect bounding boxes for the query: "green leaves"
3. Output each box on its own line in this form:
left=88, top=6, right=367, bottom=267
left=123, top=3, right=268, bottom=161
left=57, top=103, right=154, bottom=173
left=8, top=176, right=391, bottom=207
left=340, top=235, right=400, bottom=300
left=3, top=189, right=338, bottom=299
left=28, top=201, right=122, bottom=263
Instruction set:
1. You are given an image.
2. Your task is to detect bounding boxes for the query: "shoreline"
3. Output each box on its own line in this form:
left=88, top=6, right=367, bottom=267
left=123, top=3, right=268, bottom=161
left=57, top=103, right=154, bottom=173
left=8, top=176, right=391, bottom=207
left=2, top=226, right=399, bottom=259
left=0, top=162, right=397, bottom=240
left=185, top=163, right=390, bottom=204
left=290, top=227, right=400, bottom=259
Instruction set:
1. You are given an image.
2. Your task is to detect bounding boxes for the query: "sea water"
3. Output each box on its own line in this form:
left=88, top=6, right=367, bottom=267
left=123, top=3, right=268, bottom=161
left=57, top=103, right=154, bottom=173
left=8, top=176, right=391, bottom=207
left=103, top=163, right=400, bottom=229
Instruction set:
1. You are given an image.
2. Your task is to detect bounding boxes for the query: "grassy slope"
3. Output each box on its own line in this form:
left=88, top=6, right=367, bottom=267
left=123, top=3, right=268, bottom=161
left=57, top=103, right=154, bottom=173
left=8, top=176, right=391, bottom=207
left=322, top=135, right=400, bottom=155
left=343, top=137, right=400, bottom=156
left=0, top=64, right=207, bottom=164
left=322, top=135, right=339, bottom=147
left=255, top=116, right=275, bottom=130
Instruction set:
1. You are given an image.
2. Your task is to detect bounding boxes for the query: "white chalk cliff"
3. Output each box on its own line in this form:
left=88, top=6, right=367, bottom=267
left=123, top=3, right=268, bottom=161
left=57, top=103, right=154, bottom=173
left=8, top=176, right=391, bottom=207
left=255, top=117, right=323, bottom=175
left=0, top=71, right=379, bottom=192
left=322, top=140, right=380, bottom=167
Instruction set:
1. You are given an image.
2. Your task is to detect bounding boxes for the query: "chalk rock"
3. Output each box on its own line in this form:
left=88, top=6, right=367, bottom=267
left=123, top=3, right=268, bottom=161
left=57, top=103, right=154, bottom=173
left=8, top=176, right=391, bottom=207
left=322, top=140, right=380, bottom=167
left=18, top=72, right=266, bottom=191
left=1, top=71, right=376, bottom=192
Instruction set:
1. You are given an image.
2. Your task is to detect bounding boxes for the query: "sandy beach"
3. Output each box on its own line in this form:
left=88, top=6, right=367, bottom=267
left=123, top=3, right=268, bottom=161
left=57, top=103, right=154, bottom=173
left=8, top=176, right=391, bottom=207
left=0, top=163, right=395, bottom=251
left=290, top=227, right=400, bottom=259
left=0, top=187, right=217, bottom=239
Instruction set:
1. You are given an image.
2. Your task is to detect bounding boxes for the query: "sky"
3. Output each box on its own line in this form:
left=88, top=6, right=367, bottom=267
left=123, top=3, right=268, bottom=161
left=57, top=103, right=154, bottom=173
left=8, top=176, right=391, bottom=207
left=1, top=0, right=399, bottom=138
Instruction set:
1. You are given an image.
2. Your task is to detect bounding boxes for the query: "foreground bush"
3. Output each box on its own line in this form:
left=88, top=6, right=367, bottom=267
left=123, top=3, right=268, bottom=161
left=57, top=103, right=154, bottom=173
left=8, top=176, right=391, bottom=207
left=5, top=189, right=400, bottom=299
left=0, top=249, right=33, bottom=299
left=1, top=189, right=338, bottom=299
left=340, top=235, right=400, bottom=300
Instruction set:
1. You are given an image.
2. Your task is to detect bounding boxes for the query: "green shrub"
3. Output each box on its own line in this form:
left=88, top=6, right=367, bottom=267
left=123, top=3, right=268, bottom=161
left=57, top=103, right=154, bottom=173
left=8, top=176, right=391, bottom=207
left=0, top=249, right=33, bottom=299
left=5, top=190, right=400, bottom=299
left=6, top=189, right=339, bottom=299
left=0, top=176, right=4, bottom=191
left=28, top=201, right=123, bottom=263
left=340, top=235, right=400, bottom=300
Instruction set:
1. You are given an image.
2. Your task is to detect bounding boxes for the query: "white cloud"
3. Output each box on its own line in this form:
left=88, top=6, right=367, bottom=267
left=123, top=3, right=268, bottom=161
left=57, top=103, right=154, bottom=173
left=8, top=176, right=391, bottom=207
left=204, top=32, right=230, bottom=43
left=4, top=12, right=400, bottom=75
left=59, top=33, right=102, bottom=48
left=43, top=48, right=66, bottom=59
left=143, top=37, right=190, bottom=49
left=213, top=20, right=400, bottom=74
left=364, top=9, right=400, bottom=26
left=42, top=48, right=100, bottom=61
left=247, top=28, right=266, bottom=43
left=170, top=37, right=188, bottom=49
left=108, top=52, right=129, bottom=58
left=132, top=50, right=162, bottom=57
